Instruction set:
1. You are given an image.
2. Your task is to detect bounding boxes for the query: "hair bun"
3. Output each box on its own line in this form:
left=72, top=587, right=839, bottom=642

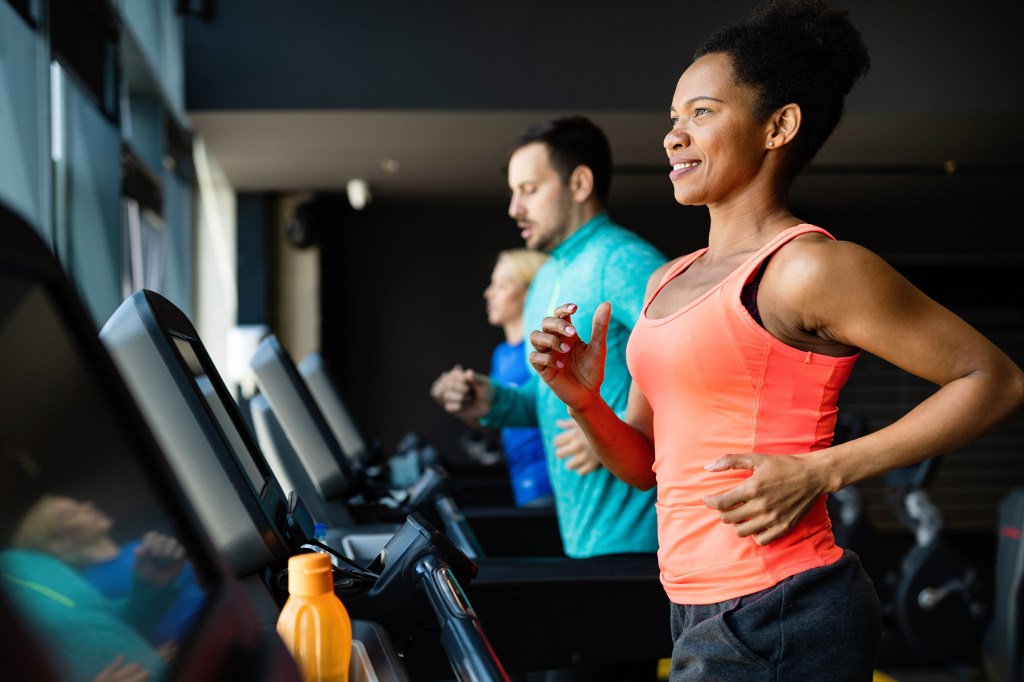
left=751, top=0, right=870, bottom=96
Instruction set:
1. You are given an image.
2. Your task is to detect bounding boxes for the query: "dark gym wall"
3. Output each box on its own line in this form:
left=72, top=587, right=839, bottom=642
left=184, top=0, right=1024, bottom=115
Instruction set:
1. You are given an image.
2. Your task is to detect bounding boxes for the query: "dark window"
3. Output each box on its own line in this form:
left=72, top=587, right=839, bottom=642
left=49, top=0, right=119, bottom=118
left=5, top=0, right=36, bottom=26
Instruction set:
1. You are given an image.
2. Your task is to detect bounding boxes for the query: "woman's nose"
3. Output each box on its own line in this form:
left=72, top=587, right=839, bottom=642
left=664, top=127, right=689, bottom=152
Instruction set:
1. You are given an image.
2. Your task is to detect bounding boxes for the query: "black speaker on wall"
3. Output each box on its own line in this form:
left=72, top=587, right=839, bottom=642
left=286, top=194, right=348, bottom=249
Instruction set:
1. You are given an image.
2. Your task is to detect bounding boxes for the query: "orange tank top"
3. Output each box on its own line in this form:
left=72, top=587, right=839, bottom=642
left=626, top=225, right=857, bottom=604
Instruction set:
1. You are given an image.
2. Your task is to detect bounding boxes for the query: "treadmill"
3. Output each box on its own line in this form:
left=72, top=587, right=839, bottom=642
left=100, top=288, right=509, bottom=681
left=0, top=203, right=299, bottom=682
left=298, top=349, right=564, bottom=557
left=248, top=334, right=671, bottom=676
left=249, top=334, right=485, bottom=559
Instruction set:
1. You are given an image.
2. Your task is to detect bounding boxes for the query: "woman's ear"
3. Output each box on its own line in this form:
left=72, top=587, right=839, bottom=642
left=568, top=165, right=595, bottom=204
left=766, top=103, right=802, bottom=149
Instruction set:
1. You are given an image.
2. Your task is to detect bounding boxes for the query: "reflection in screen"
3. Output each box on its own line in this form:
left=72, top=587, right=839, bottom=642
left=171, top=336, right=266, bottom=495
left=0, top=283, right=208, bottom=682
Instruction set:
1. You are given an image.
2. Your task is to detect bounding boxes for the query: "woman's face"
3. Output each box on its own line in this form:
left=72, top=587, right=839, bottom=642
left=664, top=52, right=771, bottom=207
left=484, top=260, right=528, bottom=328
left=45, top=496, right=114, bottom=546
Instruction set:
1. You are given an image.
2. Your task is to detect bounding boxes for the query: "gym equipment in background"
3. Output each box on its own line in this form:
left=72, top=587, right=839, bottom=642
left=829, top=414, right=988, bottom=670
left=983, top=488, right=1024, bottom=681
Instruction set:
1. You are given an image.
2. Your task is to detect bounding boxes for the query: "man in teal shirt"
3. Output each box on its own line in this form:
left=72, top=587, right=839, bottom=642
left=0, top=548, right=174, bottom=681
left=432, top=116, right=665, bottom=558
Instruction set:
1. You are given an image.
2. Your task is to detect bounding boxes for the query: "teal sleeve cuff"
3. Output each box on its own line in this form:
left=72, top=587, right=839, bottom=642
left=118, top=576, right=180, bottom=635
left=481, top=376, right=539, bottom=429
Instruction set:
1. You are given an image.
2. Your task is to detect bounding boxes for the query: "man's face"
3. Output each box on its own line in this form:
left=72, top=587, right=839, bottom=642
left=507, top=142, right=575, bottom=253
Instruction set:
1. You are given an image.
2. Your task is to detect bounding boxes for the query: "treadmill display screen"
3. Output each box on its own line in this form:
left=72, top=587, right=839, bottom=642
left=0, top=282, right=212, bottom=682
left=171, top=336, right=266, bottom=495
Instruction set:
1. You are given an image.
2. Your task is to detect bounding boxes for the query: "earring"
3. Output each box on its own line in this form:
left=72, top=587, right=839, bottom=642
left=768, top=141, right=775, bottom=148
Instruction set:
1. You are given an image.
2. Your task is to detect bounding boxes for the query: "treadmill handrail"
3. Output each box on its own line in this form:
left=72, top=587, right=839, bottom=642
left=433, top=494, right=486, bottom=561
left=414, top=553, right=509, bottom=682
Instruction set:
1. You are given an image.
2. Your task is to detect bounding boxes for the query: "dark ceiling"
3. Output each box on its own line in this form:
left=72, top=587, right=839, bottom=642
left=183, top=0, right=1024, bottom=206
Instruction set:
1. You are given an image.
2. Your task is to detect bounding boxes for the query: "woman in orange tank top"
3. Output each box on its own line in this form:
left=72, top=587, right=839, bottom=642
left=525, top=1, right=1024, bottom=680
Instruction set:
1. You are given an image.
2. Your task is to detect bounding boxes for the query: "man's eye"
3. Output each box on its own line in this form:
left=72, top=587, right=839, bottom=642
left=695, top=107, right=710, bottom=116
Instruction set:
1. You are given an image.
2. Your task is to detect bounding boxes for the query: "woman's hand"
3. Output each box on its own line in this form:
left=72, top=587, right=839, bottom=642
left=133, top=531, right=186, bottom=586
left=702, top=452, right=830, bottom=545
left=528, top=302, right=610, bottom=413
left=430, top=365, right=493, bottom=421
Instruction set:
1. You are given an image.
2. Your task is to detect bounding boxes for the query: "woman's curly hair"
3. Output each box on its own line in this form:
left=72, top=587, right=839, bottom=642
left=695, top=0, right=871, bottom=175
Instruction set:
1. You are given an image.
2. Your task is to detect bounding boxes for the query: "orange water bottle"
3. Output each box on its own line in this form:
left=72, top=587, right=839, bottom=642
left=277, top=552, right=353, bottom=682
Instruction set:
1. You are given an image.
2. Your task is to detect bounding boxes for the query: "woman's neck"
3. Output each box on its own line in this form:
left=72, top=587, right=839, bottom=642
left=703, top=175, right=798, bottom=256
left=704, top=201, right=800, bottom=262
left=503, top=319, right=524, bottom=345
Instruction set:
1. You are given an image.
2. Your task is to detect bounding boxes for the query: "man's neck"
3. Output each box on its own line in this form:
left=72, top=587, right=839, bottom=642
left=574, top=201, right=602, bottom=233
left=551, top=202, right=604, bottom=253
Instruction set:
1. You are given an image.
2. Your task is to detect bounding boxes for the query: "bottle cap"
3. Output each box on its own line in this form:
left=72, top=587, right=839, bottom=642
left=287, top=552, right=334, bottom=596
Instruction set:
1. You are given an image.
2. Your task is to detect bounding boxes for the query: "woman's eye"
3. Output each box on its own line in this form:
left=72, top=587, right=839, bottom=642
left=669, top=116, right=679, bottom=125
left=694, top=107, right=710, bottom=116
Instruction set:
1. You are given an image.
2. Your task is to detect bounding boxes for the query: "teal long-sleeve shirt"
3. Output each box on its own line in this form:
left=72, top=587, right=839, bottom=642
left=483, top=212, right=666, bottom=558
left=0, top=549, right=174, bottom=682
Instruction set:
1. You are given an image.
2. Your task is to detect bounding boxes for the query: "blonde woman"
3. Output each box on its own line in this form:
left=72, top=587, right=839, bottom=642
left=482, top=248, right=554, bottom=507
left=434, top=249, right=555, bottom=507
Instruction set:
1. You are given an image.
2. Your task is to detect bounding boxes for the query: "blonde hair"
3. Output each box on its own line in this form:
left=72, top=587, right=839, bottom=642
left=12, top=495, right=60, bottom=552
left=496, top=249, right=548, bottom=288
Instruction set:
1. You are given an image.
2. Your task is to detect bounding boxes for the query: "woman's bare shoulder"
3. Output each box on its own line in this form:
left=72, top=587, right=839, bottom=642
left=770, top=233, right=893, bottom=290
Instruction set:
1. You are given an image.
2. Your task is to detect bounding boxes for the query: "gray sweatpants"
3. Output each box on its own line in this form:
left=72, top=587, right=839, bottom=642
left=669, top=550, right=881, bottom=681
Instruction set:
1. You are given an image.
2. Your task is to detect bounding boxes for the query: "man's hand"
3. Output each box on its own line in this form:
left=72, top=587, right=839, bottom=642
left=155, top=640, right=180, bottom=665
left=92, top=655, right=150, bottom=682
left=554, top=418, right=602, bottom=476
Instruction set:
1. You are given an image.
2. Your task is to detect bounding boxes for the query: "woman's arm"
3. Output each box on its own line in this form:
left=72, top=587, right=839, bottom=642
left=529, top=301, right=657, bottom=489
left=795, top=239, right=1023, bottom=488
left=529, top=261, right=679, bottom=489
left=705, top=238, right=1024, bottom=543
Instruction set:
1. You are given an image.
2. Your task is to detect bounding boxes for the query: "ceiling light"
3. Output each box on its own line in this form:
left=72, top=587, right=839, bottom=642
left=347, top=179, right=372, bottom=210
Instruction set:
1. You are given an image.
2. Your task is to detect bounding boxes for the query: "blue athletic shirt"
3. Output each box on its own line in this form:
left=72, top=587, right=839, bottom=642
left=490, top=339, right=554, bottom=506
left=82, top=540, right=206, bottom=646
